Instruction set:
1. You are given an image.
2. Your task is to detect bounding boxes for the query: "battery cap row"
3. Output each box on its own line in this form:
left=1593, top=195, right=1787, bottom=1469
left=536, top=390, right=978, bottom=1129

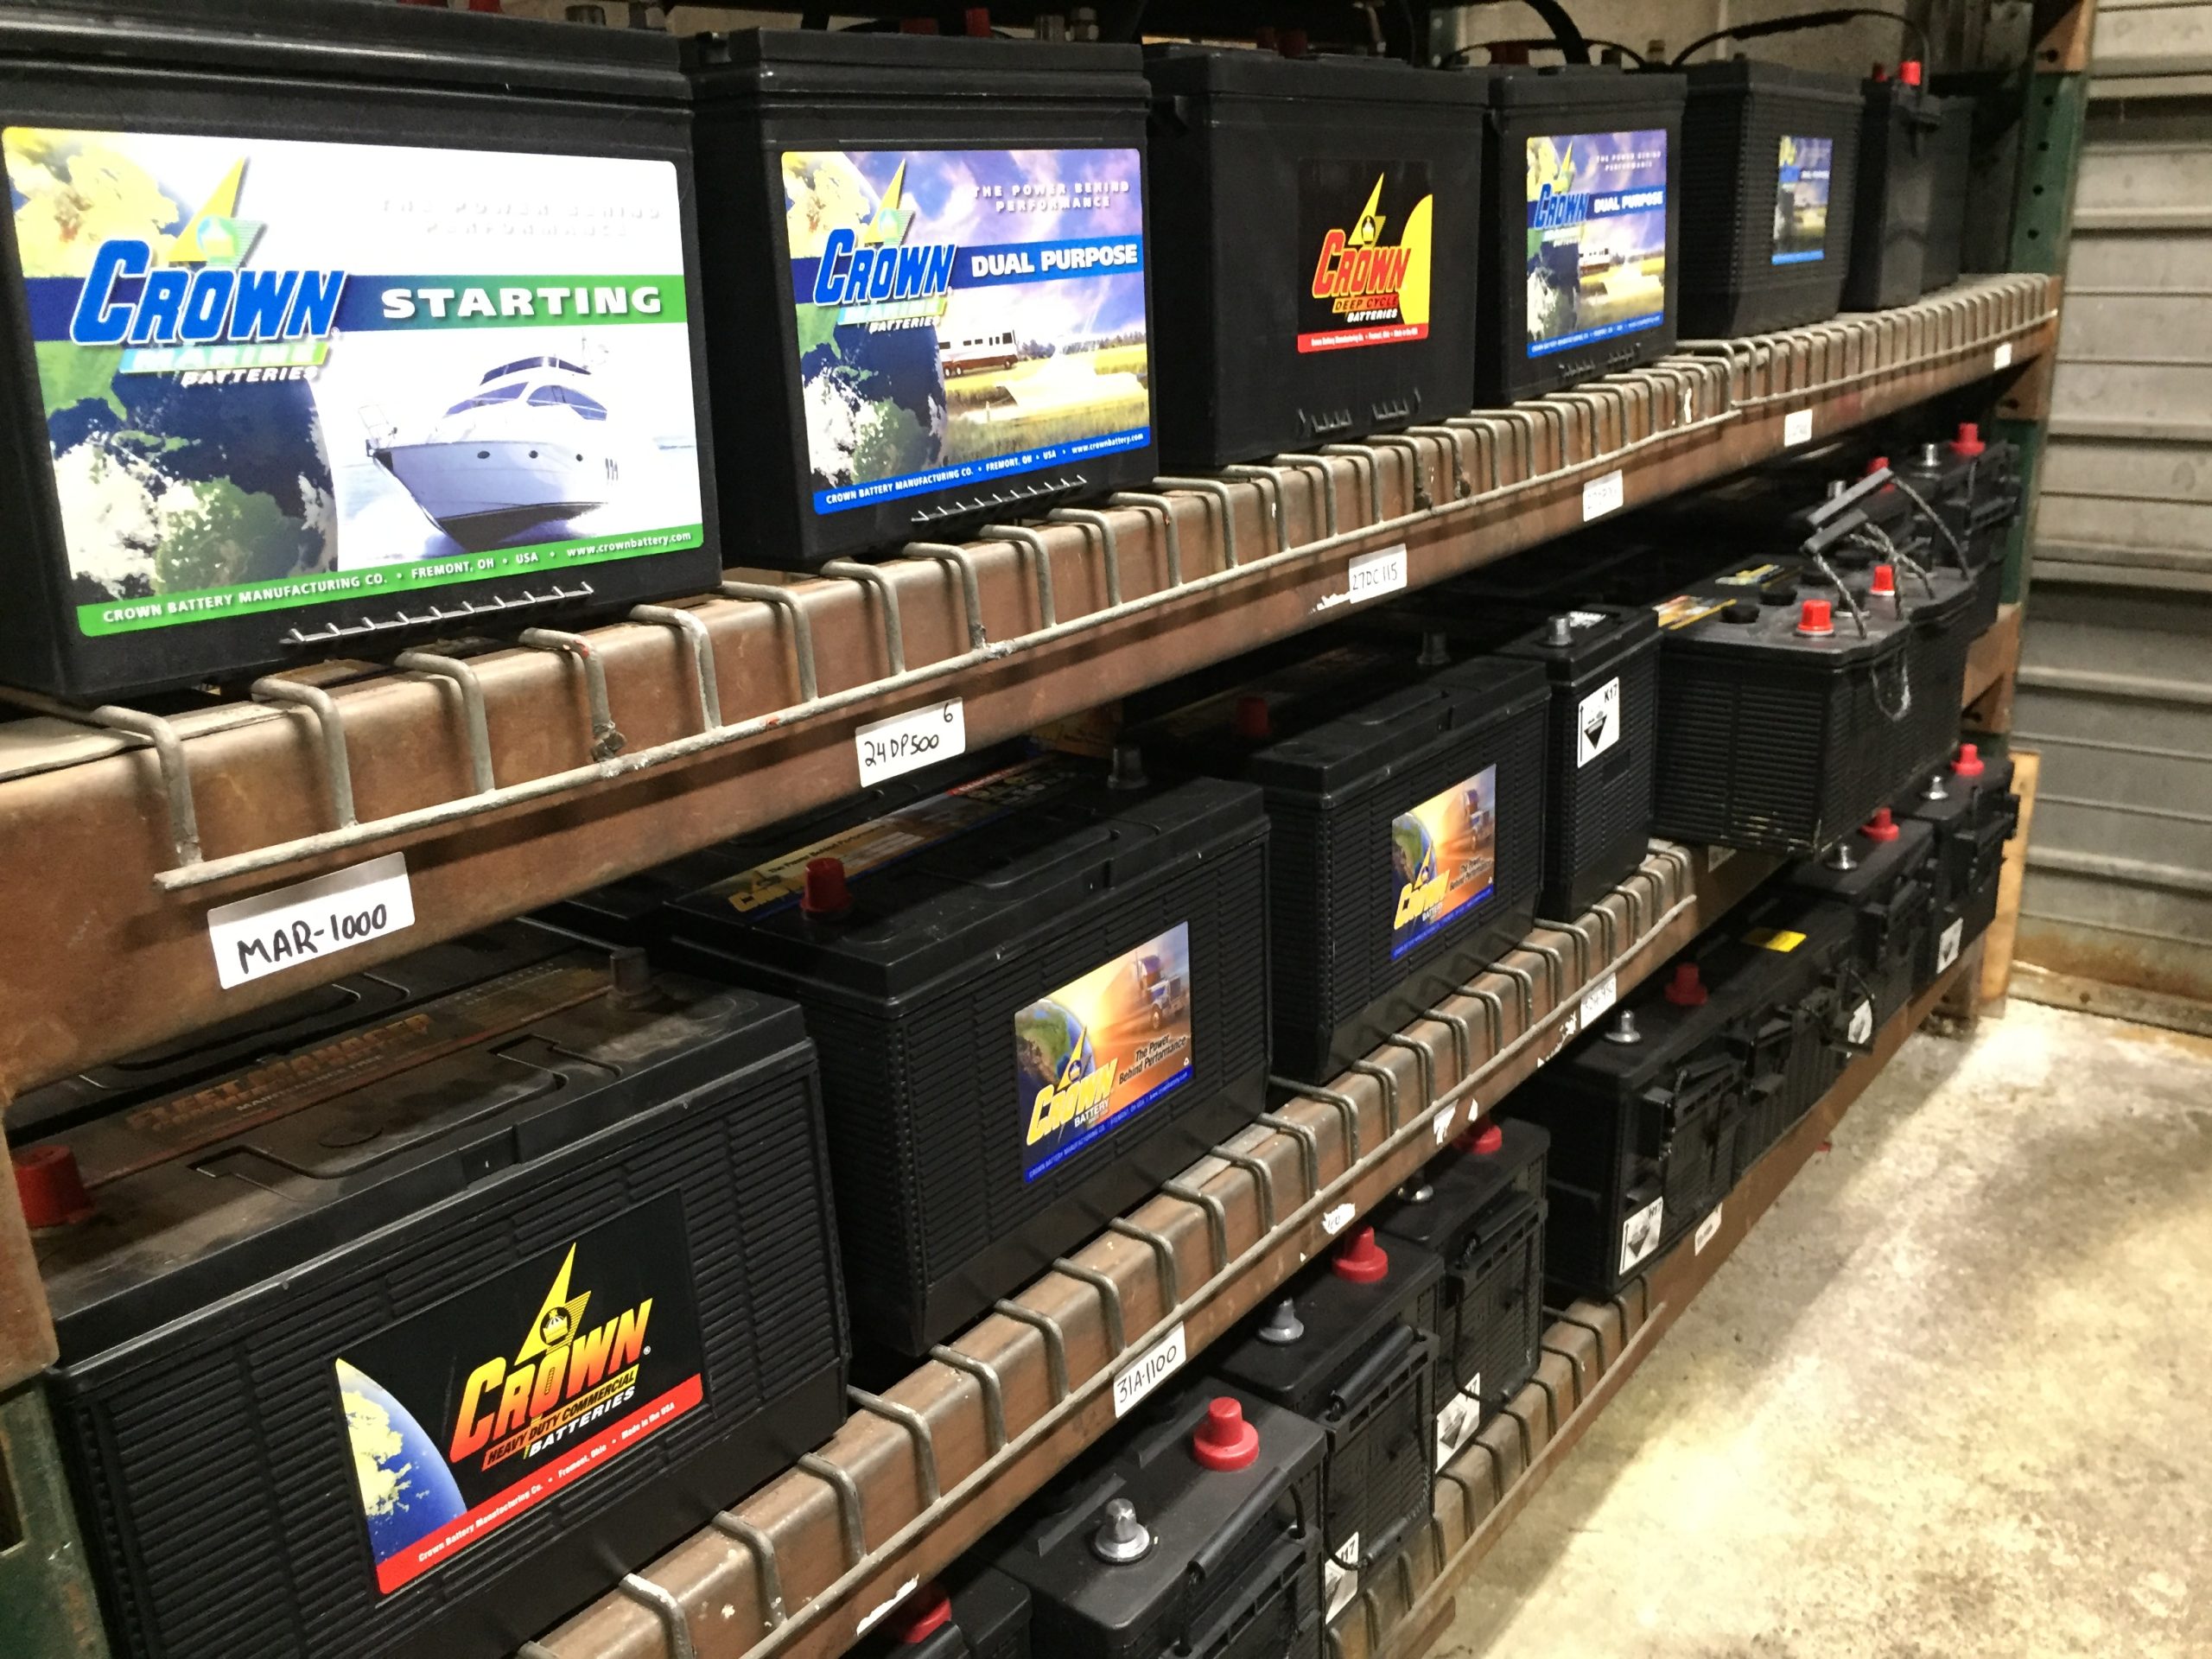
left=13, top=1144, right=93, bottom=1229
left=1333, top=1226, right=1391, bottom=1283
left=1192, top=1397, right=1260, bottom=1471
left=1863, top=805, right=1901, bottom=842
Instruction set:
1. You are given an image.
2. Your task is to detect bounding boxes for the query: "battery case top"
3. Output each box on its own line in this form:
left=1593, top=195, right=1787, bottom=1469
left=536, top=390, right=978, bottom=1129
left=1373, top=1120, right=1550, bottom=1264
left=1211, top=1236, right=1443, bottom=1418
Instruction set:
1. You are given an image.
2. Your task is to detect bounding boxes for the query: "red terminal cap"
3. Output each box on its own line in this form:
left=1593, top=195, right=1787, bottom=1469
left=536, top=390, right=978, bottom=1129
left=890, top=1583, right=954, bottom=1645
left=1466, top=1121, right=1504, bottom=1156
left=1953, top=742, right=1986, bottom=778
left=1665, top=961, right=1708, bottom=1007
left=1863, top=805, right=1901, bottom=842
left=963, top=7, right=992, bottom=35
left=1866, top=454, right=1891, bottom=476
left=1900, top=59, right=1923, bottom=86
left=1953, top=422, right=1986, bottom=457
left=1796, top=598, right=1835, bottom=637
left=1233, top=695, right=1273, bottom=742
left=1870, top=563, right=1897, bottom=597
left=14, top=1145, right=94, bottom=1228
left=801, top=856, right=852, bottom=917
left=1192, top=1396, right=1261, bottom=1471
left=1333, top=1226, right=1390, bottom=1284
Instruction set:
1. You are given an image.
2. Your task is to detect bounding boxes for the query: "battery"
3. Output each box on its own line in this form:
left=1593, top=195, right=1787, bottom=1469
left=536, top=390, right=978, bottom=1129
left=1140, top=47, right=1483, bottom=467
left=1143, top=645, right=1547, bottom=1079
left=685, top=31, right=1155, bottom=567
left=1369, top=1118, right=1548, bottom=1469
left=1842, top=67, right=1955, bottom=309
left=1675, top=60, right=1864, bottom=337
left=1923, top=95, right=1976, bottom=291
left=14, top=922, right=848, bottom=1659
left=1209, top=1229, right=1441, bottom=1626
left=1707, top=892, right=1861, bottom=1175
left=1899, top=741, right=2018, bottom=988
left=1786, top=806, right=1937, bottom=1030
left=1469, top=66, right=1687, bottom=404
left=0, top=0, right=721, bottom=702
left=993, top=1381, right=1327, bottom=1659
left=864, top=1566, right=1032, bottom=1659
left=649, top=753, right=1269, bottom=1356
left=1894, top=425, right=2019, bottom=632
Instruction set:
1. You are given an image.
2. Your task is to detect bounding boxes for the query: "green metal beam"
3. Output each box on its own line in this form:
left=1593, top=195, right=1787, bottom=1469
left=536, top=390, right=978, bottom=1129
left=0, top=1380, right=110, bottom=1659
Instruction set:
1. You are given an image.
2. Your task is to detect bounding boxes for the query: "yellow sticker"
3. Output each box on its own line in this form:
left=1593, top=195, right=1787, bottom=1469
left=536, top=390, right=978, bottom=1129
left=1713, top=563, right=1780, bottom=586
left=1743, top=927, right=1806, bottom=953
left=1653, top=594, right=1729, bottom=630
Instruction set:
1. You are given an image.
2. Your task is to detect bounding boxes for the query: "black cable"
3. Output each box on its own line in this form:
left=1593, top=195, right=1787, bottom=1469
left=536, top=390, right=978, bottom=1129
left=1669, top=7, right=1928, bottom=67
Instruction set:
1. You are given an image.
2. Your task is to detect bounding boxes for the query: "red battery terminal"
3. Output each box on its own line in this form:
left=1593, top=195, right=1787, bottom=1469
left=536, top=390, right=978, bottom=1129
left=1953, top=742, right=1986, bottom=778
left=1870, top=563, right=1897, bottom=598
left=1796, top=598, right=1835, bottom=637
left=1192, top=1397, right=1261, bottom=1471
left=1863, top=806, right=1901, bottom=842
left=1332, top=1226, right=1391, bottom=1284
left=890, top=1583, right=954, bottom=1644
left=14, top=1144, right=94, bottom=1228
left=1665, top=962, right=1708, bottom=1007
left=1952, top=422, right=1986, bottom=457
left=802, top=855, right=853, bottom=917
left=1463, top=1121, right=1504, bottom=1156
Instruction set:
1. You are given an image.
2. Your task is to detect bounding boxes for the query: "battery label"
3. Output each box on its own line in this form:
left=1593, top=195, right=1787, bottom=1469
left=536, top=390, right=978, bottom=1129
left=1297, top=162, right=1433, bottom=353
left=1577, top=677, right=1622, bottom=766
left=1390, top=765, right=1498, bottom=960
left=1773, top=136, right=1834, bottom=265
left=785, top=148, right=1150, bottom=517
left=1525, top=130, right=1669, bottom=359
left=6, top=130, right=703, bottom=640
left=335, top=1194, right=706, bottom=1596
left=1019, top=923, right=1193, bottom=1182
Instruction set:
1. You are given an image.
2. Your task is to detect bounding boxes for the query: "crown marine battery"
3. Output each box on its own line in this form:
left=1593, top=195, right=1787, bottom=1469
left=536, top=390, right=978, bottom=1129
left=0, top=0, right=720, bottom=701
left=1210, top=1229, right=1440, bottom=1625
left=685, top=31, right=1155, bottom=567
left=1140, top=46, right=1481, bottom=466
left=11, top=922, right=848, bottom=1659
left=652, top=753, right=1270, bottom=1356
left=993, top=1382, right=1328, bottom=1659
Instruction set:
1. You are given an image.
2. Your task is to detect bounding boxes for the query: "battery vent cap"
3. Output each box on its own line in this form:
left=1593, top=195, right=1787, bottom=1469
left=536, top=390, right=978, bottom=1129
left=1192, top=1397, right=1260, bottom=1471
left=1796, top=599, right=1835, bottom=637
left=1870, top=563, right=1897, bottom=597
left=1234, top=696, right=1272, bottom=742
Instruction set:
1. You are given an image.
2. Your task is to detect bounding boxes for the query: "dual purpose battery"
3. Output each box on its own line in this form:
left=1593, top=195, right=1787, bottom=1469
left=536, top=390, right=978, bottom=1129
left=1141, top=46, right=1482, bottom=467
left=686, top=31, right=1155, bottom=567
left=12, top=922, right=849, bottom=1659
left=645, top=753, right=1271, bottom=1357
left=0, top=0, right=721, bottom=701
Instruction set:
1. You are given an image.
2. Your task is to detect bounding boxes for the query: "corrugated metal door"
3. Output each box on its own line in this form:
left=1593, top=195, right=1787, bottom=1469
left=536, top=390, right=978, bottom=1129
left=2014, top=0, right=2212, bottom=996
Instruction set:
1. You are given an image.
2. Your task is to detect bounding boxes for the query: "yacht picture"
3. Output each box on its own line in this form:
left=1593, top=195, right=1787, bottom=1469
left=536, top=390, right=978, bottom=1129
left=367, top=355, right=619, bottom=550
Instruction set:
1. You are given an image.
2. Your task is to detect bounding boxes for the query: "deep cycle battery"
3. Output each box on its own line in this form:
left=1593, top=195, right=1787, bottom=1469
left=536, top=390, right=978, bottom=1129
left=1139, top=47, right=1482, bottom=467
left=1673, top=60, right=1863, bottom=337
left=1143, top=645, right=1547, bottom=1080
left=1899, top=741, right=2018, bottom=988
left=1209, top=1229, right=1441, bottom=1625
left=14, top=921, right=848, bottom=1659
left=651, top=753, right=1271, bottom=1356
left=1370, top=1118, right=1548, bottom=1470
left=0, top=0, right=721, bottom=702
left=1843, top=67, right=1955, bottom=309
left=684, top=31, right=1156, bottom=567
left=992, top=1381, right=1329, bottom=1659
left=1468, top=66, right=1687, bottom=404
left=863, top=1566, right=1032, bottom=1659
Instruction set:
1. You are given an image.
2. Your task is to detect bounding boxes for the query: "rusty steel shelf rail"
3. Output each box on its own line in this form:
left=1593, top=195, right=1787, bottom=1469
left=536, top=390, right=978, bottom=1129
left=1330, top=956, right=1973, bottom=1659
left=522, top=843, right=1779, bottom=1659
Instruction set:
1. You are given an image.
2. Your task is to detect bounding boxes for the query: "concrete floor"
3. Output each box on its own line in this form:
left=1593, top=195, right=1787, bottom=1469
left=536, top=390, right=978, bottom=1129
left=1438, top=1000, right=2212, bottom=1659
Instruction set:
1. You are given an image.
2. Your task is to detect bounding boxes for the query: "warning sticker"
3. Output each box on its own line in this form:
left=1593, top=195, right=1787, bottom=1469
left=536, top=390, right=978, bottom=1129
left=1577, top=677, right=1622, bottom=766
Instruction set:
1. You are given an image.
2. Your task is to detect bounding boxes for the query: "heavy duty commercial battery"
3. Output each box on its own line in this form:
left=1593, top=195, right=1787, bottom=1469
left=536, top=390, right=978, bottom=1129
left=1144, top=648, right=1547, bottom=1079
left=0, top=0, right=721, bottom=702
left=1469, top=66, right=1686, bottom=404
left=12, top=922, right=848, bottom=1659
left=685, top=32, right=1155, bottom=567
left=1209, top=1230, right=1441, bottom=1626
left=1370, top=1118, right=1548, bottom=1470
left=1786, top=807, right=1938, bottom=1029
left=864, top=1566, right=1032, bottom=1659
left=1843, top=66, right=1956, bottom=309
left=1675, top=60, right=1863, bottom=336
left=1140, top=47, right=1483, bottom=467
left=653, top=753, right=1270, bottom=1356
left=992, top=1382, right=1327, bottom=1659
left=1899, top=741, right=2018, bottom=989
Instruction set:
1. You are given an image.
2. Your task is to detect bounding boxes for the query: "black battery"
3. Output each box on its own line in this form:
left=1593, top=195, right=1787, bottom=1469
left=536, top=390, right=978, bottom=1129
left=1143, top=646, right=1547, bottom=1079
left=1842, top=67, right=1955, bottom=309
left=1785, top=806, right=1937, bottom=1029
left=16, top=922, right=848, bottom=1659
left=1898, top=741, right=2018, bottom=988
left=1140, top=47, right=1483, bottom=467
left=864, top=1566, right=1032, bottom=1659
left=1209, top=1229, right=1441, bottom=1626
left=994, top=1380, right=1328, bottom=1659
left=1675, top=60, right=1863, bottom=337
left=685, top=31, right=1155, bottom=567
left=1370, top=1118, right=1548, bottom=1470
left=1895, top=424, right=2020, bottom=629
left=652, top=753, right=1270, bottom=1356
left=1468, top=66, right=1686, bottom=404
left=0, top=0, right=721, bottom=702
left=1924, top=94, right=1976, bottom=291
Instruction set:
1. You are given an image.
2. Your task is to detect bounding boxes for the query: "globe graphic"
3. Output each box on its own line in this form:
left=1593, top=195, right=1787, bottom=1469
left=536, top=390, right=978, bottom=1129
left=336, top=1358, right=467, bottom=1564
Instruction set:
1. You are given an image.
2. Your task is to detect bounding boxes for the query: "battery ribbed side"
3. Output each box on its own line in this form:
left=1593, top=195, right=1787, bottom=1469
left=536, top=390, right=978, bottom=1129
left=1545, top=641, right=1660, bottom=915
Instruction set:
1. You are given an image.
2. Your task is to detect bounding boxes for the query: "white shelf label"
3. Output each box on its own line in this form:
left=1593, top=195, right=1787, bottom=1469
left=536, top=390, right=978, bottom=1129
left=1783, top=408, right=1815, bottom=447
left=1582, top=469, right=1625, bottom=522
left=1580, top=972, right=1620, bottom=1029
left=1993, top=341, right=2014, bottom=372
left=207, top=852, right=415, bottom=989
left=855, top=697, right=965, bottom=785
left=1694, top=1205, right=1724, bottom=1255
left=1348, top=543, right=1408, bottom=603
left=1323, top=1201, right=1356, bottom=1234
left=1111, top=1321, right=1186, bottom=1419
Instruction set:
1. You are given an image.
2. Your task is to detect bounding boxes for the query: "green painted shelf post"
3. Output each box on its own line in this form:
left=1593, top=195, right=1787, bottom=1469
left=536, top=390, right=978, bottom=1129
left=0, top=1379, right=111, bottom=1659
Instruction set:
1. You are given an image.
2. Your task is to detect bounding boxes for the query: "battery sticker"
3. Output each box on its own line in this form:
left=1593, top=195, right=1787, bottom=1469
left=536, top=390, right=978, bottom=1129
left=1620, top=1195, right=1664, bottom=1272
left=1937, top=916, right=1964, bottom=971
left=1713, top=563, right=1782, bottom=586
left=1577, top=677, right=1622, bottom=766
left=1525, top=130, right=1668, bottom=359
left=1435, top=1378, right=1481, bottom=1466
left=1772, top=136, right=1834, bottom=265
left=335, top=1194, right=706, bottom=1597
left=1297, top=162, right=1433, bottom=353
left=1653, top=593, right=1729, bottom=630
left=1744, top=926, right=1808, bottom=953
left=785, top=149, right=1149, bottom=517
left=1390, top=765, right=1498, bottom=960
left=1019, top=922, right=1194, bottom=1182
left=1325, top=1530, right=1362, bottom=1621
left=7, top=130, right=703, bottom=640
